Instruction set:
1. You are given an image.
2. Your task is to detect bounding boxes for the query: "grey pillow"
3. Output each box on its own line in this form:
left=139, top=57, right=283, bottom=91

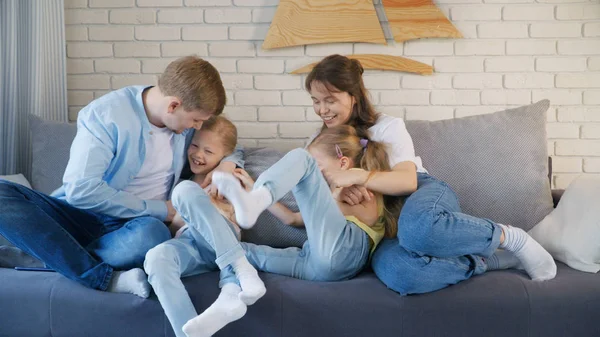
left=405, top=99, right=553, bottom=232
left=241, top=147, right=307, bottom=248
left=29, top=115, right=77, bottom=195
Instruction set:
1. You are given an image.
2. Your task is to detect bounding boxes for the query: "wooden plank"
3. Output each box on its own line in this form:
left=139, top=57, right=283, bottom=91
left=382, top=0, right=462, bottom=42
left=291, top=54, right=433, bottom=75
left=262, top=0, right=386, bottom=50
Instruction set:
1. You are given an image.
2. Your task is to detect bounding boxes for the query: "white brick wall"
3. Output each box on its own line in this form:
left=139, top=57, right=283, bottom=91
left=65, top=0, right=600, bottom=189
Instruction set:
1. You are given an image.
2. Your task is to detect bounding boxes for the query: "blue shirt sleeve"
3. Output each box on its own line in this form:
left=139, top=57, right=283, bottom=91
left=62, top=109, right=168, bottom=220
left=223, top=144, right=245, bottom=169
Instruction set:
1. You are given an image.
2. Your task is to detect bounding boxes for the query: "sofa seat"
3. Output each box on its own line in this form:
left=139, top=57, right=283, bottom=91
left=1, top=263, right=599, bottom=337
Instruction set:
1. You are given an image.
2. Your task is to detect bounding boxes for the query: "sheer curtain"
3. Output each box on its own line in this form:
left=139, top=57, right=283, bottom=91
left=0, top=0, right=68, bottom=178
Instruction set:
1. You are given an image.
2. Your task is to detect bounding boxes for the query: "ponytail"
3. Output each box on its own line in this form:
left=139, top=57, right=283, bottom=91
left=309, top=125, right=401, bottom=238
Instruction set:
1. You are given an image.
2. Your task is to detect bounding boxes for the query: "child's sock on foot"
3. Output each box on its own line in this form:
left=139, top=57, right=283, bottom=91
left=212, top=172, right=273, bottom=229
left=231, top=257, right=266, bottom=305
left=107, top=268, right=151, bottom=298
left=486, top=249, right=522, bottom=271
left=498, top=224, right=556, bottom=281
left=182, top=283, right=247, bottom=337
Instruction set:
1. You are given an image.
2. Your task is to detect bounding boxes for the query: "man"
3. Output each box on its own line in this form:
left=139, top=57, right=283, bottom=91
left=0, top=56, right=242, bottom=298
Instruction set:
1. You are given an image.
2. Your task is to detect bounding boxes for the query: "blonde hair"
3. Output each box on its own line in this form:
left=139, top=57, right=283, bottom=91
left=199, top=116, right=237, bottom=155
left=308, top=125, right=401, bottom=238
left=158, top=56, right=226, bottom=115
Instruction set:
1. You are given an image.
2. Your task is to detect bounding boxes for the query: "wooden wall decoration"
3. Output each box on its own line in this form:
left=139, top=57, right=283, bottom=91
left=264, top=0, right=462, bottom=75
left=291, top=54, right=433, bottom=75
left=381, top=0, right=462, bottom=42
left=262, top=0, right=386, bottom=50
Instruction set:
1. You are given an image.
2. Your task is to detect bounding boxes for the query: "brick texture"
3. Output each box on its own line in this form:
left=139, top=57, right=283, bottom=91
left=64, top=1, right=600, bottom=187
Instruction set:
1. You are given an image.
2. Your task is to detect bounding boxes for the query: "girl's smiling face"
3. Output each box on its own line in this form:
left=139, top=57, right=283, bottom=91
left=187, top=130, right=228, bottom=176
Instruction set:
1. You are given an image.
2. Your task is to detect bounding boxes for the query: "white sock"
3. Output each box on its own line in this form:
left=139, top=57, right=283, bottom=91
left=107, top=268, right=151, bottom=298
left=212, top=172, right=273, bottom=229
left=182, top=283, right=247, bottom=337
left=231, top=257, right=266, bottom=306
left=498, top=224, right=557, bottom=281
left=485, top=249, right=523, bottom=271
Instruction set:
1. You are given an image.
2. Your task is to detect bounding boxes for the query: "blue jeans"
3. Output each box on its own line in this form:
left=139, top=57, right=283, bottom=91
left=0, top=180, right=171, bottom=290
left=144, top=181, right=241, bottom=337
left=225, top=148, right=370, bottom=283
left=372, top=173, right=501, bottom=295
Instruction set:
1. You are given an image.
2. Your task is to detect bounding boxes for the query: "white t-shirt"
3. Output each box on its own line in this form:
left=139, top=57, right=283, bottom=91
left=308, top=114, right=427, bottom=173
left=123, top=123, right=175, bottom=200
left=368, top=114, right=427, bottom=173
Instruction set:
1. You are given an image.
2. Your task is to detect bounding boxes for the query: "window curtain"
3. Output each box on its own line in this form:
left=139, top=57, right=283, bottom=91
left=0, top=0, right=68, bottom=178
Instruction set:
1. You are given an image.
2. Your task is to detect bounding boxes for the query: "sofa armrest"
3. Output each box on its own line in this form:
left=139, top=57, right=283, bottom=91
left=552, top=189, right=564, bottom=208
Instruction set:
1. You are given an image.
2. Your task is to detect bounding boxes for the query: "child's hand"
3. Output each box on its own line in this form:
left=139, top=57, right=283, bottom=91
left=233, top=168, right=255, bottom=192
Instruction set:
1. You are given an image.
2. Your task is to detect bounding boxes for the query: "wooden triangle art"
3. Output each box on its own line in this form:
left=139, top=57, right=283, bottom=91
left=262, top=0, right=386, bottom=50
left=382, top=0, right=462, bottom=42
left=291, top=54, right=433, bottom=75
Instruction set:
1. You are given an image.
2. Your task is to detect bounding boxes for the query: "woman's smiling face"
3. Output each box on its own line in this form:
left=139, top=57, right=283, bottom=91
left=309, top=81, right=355, bottom=128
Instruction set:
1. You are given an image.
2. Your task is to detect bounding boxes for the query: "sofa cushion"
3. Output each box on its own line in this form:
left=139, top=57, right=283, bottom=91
left=2, top=264, right=600, bottom=337
left=0, top=174, right=32, bottom=189
left=29, top=115, right=77, bottom=195
left=405, top=100, right=553, bottom=231
left=529, top=175, right=600, bottom=273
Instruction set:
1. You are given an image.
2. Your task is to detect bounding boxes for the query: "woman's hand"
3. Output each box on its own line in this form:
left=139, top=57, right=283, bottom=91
left=323, top=168, right=367, bottom=189
left=233, top=168, right=255, bottom=192
left=339, top=185, right=374, bottom=206
left=201, top=161, right=237, bottom=199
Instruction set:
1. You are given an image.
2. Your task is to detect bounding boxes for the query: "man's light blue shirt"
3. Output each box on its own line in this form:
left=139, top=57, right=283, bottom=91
left=52, top=85, right=243, bottom=221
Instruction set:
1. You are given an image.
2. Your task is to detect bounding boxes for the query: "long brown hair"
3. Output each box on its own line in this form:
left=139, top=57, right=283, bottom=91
left=308, top=125, right=400, bottom=238
left=305, top=55, right=379, bottom=137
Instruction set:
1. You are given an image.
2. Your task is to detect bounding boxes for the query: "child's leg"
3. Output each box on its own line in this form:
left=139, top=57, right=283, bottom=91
left=144, top=235, right=220, bottom=337
left=372, top=238, right=487, bottom=295
left=182, top=277, right=246, bottom=337
left=217, top=149, right=369, bottom=281
left=172, top=181, right=265, bottom=304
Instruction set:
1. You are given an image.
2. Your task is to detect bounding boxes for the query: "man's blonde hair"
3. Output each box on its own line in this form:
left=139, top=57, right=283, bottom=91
left=158, top=56, right=226, bottom=115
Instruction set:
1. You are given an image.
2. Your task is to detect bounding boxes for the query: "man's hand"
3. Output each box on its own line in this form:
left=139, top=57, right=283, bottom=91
left=339, top=185, right=374, bottom=206
left=201, top=161, right=237, bottom=199
left=165, top=200, right=177, bottom=223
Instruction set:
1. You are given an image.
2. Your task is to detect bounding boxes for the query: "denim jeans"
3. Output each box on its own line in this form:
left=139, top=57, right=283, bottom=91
left=372, top=173, right=501, bottom=295
left=0, top=180, right=171, bottom=290
left=144, top=181, right=241, bottom=337
left=224, top=148, right=370, bottom=283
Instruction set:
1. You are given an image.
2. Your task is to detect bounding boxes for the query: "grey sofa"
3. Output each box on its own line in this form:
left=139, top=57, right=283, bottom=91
left=2, top=100, right=599, bottom=337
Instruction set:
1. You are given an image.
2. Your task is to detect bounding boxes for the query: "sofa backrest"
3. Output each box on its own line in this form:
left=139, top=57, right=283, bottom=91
left=29, top=100, right=553, bottom=240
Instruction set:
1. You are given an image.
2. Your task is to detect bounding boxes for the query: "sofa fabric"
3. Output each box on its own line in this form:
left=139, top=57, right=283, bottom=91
left=406, top=100, right=553, bottom=232
left=1, top=263, right=599, bottom=337
left=29, top=114, right=77, bottom=195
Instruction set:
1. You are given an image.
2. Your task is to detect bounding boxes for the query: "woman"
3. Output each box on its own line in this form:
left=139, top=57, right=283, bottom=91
left=302, top=54, right=556, bottom=295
